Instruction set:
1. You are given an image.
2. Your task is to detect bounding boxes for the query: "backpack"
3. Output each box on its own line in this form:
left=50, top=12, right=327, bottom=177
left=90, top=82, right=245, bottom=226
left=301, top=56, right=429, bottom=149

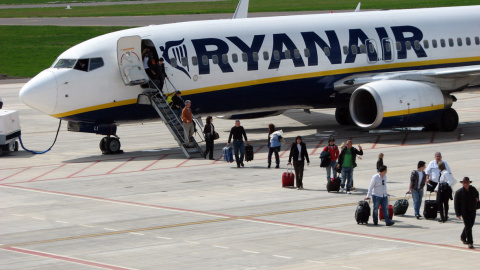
left=278, top=135, right=285, bottom=146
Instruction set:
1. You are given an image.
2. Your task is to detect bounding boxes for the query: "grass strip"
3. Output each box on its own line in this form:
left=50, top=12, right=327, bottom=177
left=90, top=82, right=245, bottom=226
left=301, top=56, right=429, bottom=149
left=0, top=0, right=478, bottom=18
left=0, top=25, right=129, bottom=77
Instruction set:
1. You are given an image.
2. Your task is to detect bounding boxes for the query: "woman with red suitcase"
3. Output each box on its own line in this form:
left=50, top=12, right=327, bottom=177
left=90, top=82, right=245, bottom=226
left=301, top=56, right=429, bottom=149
left=287, top=136, right=310, bottom=190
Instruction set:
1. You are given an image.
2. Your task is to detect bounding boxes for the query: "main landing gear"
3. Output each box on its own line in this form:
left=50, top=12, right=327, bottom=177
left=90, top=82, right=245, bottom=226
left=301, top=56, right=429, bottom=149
left=99, top=136, right=123, bottom=154
left=424, top=108, right=459, bottom=132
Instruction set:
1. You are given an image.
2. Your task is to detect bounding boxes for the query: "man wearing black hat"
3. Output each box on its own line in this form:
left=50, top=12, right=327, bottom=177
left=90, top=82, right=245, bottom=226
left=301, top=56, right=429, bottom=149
left=454, top=177, right=479, bottom=249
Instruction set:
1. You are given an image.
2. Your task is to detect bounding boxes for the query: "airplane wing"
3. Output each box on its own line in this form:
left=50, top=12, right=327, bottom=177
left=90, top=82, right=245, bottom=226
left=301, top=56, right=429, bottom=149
left=334, top=65, right=480, bottom=93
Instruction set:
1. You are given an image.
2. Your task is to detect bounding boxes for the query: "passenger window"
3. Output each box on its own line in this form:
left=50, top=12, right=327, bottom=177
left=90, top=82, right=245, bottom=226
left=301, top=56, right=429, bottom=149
left=242, top=53, right=248, bottom=62
left=466, top=37, right=471, bottom=46
left=252, top=52, right=259, bottom=61
left=212, top=55, right=218, bottom=64
left=232, top=53, right=238, bottom=63
left=351, top=45, right=358, bottom=55
left=89, top=58, right=104, bottom=71
left=170, top=58, right=178, bottom=68
left=448, top=38, right=454, bottom=47
left=414, top=40, right=420, bottom=50
left=432, top=39, right=438, bottom=48
left=342, top=46, right=348, bottom=55
left=304, top=48, right=310, bottom=58
left=284, top=50, right=291, bottom=59
left=359, top=44, right=366, bottom=54
left=263, top=51, right=269, bottom=61
left=396, top=42, right=402, bottom=51
left=181, top=57, right=188, bottom=67
left=324, top=47, right=330, bottom=56
left=202, top=55, right=208, bottom=66
left=222, top=54, right=228, bottom=64
left=385, top=41, right=391, bottom=52
left=475, top=36, right=480, bottom=45
left=405, top=41, right=412, bottom=50
left=423, top=40, right=429, bottom=49
left=457, top=38, right=462, bottom=46
left=274, top=50, right=280, bottom=60
left=74, top=58, right=89, bottom=71
left=368, top=44, right=375, bottom=54
left=294, top=49, right=301, bottom=59
left=191, top=56, right=198, bottom=66
left=440, top=39, right=446, bottom=47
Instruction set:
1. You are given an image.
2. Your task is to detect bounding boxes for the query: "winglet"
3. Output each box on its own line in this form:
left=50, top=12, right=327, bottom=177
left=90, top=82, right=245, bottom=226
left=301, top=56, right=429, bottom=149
left=354, top=2, right=361, bottom=12
left=233, top=0, right=249, bottom=19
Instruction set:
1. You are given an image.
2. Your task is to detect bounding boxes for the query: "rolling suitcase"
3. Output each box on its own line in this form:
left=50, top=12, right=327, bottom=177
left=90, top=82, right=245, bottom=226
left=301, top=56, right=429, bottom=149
left=223, top=146, right=234, bottom=163
left=282, top=165, right=295, bottom=187
left=327, top=177, right=341, bottom=192
left=423, top=193, right=438, bottom=219
left=379, top=204, right=393, bottom=220
left=245, top=144, right=254, bottom=162
left=355, top=200, right=370, bottom=224
left=393, top=193, right=410, bottom=216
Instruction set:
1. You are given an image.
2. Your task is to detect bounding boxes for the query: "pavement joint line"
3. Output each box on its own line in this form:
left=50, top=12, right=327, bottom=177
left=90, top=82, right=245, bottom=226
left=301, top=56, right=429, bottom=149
left=32, top=217, right=45, bottom=220
left=184, top=240, right=199, bottom=244
left=242, top=250, right=259, bottom=254
left=213, top=245, right=229, bottom=249
left=104, top=228, right=119, bottom=231
left=273, top=255, right=291, bottom=259
left=80, top=224, right=93, bottom=227
left=156, top=236, right=172, bottom=239
left=306, top=260, right=324, bottom=264
left=341, top=266, right=360, bottom=270
left=55, top=221, right=69, bottom=224
left=129, top=232, right=144, bottom=236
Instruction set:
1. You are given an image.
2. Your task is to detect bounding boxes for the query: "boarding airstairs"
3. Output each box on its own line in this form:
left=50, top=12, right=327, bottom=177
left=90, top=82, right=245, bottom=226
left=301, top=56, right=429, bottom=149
left=142, top=82, right=204, bottom=159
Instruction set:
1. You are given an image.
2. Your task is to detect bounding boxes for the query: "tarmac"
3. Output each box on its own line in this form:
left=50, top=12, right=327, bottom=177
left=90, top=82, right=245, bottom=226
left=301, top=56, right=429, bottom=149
left=0, top=79, right=479, bottom=269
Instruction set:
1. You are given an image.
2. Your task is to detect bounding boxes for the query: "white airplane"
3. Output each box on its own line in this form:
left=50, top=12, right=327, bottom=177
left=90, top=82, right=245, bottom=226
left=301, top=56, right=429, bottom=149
left=19, top=3, right=480, bottom=154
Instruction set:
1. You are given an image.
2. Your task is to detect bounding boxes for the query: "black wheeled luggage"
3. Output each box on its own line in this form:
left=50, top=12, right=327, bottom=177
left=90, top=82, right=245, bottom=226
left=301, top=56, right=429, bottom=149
left=245, top=144, right=254, bottom=162
left=393, top=193, right=410, bottom=216
left=423, top=193, right=438, bottom=219
left=355, top=200, right=370, bottom=224
left=327, top=177, right=341, bottom=192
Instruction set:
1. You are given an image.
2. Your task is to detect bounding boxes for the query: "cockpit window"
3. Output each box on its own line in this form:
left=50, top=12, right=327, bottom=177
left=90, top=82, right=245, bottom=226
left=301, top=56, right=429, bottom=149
left=53, top=59, right=76, bottom=68
left=88, top=58, right=104, bottom=71
left=74, top=58, right=89, bottom=71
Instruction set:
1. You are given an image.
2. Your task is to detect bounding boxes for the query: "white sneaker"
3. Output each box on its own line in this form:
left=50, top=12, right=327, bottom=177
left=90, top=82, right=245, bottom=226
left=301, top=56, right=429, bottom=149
left=347, top=191, right=352, bottom=194
left=340, top=187, right=345, bottom=193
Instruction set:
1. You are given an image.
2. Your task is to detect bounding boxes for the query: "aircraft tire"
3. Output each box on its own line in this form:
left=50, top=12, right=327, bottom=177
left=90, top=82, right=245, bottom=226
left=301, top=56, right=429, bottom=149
left=436, top=108, right=459, bottom=132
left=106, top=137, right=121, bottom=154
left=0, top=147, right=3, bottom=156
left=335, top=107, right=352, bottom=126
left=99, top=137, right=108, bottom=154
left=14, top=141, right=19, bottom=151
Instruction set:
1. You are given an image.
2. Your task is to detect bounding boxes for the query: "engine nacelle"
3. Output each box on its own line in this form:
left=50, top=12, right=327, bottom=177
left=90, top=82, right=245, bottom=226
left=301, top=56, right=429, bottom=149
left=349, top=80, right=452, bottom=129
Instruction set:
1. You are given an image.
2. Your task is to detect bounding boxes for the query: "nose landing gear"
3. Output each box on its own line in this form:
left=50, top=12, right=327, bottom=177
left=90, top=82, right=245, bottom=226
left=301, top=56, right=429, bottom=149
left=99, top=136, right=123, bottom=154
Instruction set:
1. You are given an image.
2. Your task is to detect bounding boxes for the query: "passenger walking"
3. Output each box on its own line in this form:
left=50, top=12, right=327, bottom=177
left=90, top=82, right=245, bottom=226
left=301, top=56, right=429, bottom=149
left=426, top=152, right=451, bottom=192
left=407, top=161, right=427, bottom=219
left=377, top=153, right=384, bottom=172
left=142, top=49, right=155, bottom=79
left=287, top=136, right=310, bottom=190
left=171, top=91, right=184, bottom=118
left=337, top=140, right=363, bottom=194
left=434, top=161, right=456, bottom=222
left=366, top=165, right=395, bottom=226
left=323, top=136, right=339, bottom=182
left=181, top=100, right=194, bottom=146
left=203, top=116, right=215, bottom=160
left=454, top=177, right=479, bottom=249
left=227, top=120, right=248, bottom=168
left=267, top=124, right=281, bottom=168
left=155, top=58, right=168, bottom=91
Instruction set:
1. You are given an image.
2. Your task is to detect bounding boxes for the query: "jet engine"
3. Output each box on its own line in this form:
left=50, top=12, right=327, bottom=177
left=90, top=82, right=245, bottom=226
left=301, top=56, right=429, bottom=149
left=349, top=80, right=458, bottom=131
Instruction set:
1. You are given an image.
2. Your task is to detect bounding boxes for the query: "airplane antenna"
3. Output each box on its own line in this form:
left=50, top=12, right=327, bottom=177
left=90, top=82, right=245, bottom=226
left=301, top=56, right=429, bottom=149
left=233, top=0, right=249, bottom=19
left=354, top=2, right=361, bottom=12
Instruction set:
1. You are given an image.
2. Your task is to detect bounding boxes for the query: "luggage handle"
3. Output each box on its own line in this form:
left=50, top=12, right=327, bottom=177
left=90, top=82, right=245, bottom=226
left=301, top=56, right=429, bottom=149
left=285, top=163, right=294, bottom=173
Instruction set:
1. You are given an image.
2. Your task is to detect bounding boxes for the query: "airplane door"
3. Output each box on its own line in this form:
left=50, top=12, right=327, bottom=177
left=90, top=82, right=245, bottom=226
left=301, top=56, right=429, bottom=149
left=380, top=38, right=394, bottom=62
left=117, top=36, right=149, bottom=85
left=365, top=39, right=378, bottom=63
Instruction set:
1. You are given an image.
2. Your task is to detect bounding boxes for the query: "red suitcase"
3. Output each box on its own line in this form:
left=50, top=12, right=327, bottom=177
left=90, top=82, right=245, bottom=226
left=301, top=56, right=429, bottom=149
left=379, top=204, right=394, bottom=220
left=282, top=165, right=295, bottom=187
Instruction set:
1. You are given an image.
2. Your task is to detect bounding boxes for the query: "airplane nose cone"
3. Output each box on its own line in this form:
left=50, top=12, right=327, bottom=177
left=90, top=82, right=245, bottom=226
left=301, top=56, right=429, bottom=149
left=19, top=70, right=58, bottom=115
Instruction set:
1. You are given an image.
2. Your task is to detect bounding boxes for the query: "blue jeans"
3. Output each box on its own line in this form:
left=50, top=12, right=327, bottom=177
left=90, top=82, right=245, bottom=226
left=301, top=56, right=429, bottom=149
left=411, top=189, right=424, bottom=216
left=341, top=167, right=353, bottom=191
left=326, top=160, right=337, bottom=182
left=373, top=195, right=391, bottom=224
left=233, top=140, right=245, bottom=166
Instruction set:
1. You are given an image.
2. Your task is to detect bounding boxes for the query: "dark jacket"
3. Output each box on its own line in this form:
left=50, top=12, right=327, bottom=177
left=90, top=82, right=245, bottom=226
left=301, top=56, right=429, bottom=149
left=376, top=158, right=383, bottom=171
left=454, top=186, right=479, bottom=216
left=338, top=147, right=363, bottom=168
left=203, top=123, right=215, bottom=142
left=171, top=95, right=184, bottom=110
left=288, top=142, right=310, bottom=163
left=410, top=170, right=426, bottom=190
left=228, top=126, right=247, bottom=143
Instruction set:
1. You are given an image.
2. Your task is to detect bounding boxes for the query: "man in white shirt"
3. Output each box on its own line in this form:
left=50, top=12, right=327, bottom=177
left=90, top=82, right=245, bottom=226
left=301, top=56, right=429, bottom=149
left=366, top=165, right=394, bottom=226
left=426, top=152, right=451, bottom=192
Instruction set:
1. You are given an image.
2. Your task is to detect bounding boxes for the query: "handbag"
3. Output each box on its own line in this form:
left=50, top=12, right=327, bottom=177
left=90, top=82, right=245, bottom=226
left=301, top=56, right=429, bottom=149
left=214, top=131, right=219, bottom=140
